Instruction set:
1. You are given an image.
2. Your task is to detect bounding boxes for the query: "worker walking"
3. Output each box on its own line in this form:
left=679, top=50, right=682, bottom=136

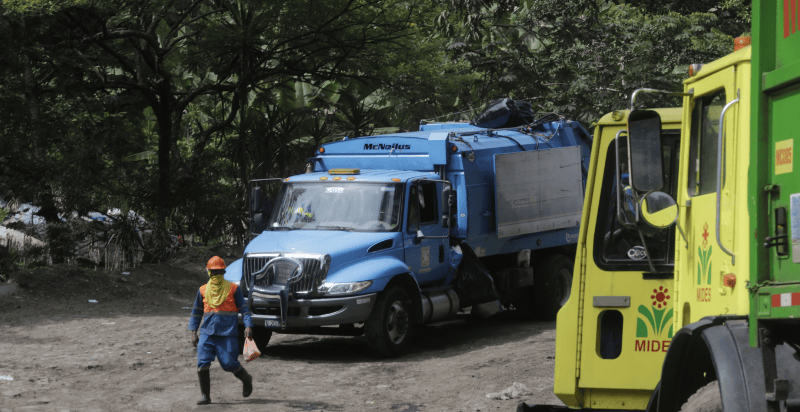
left=188, top=256, right=254, bottom=405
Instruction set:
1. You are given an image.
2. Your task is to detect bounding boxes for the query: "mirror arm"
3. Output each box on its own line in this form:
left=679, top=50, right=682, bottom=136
left=715, top=90, right=739, bottom=265
left=630, top=88, right=693, bottom=111
left=676, top=221, right=689, bottom=249
left=614, top=130, right=637, bottom=228
left=637, top=230, right=658, bottom=274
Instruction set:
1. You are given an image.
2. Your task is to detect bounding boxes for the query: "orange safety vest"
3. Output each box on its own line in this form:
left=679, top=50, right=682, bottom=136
left=199, top=283, right=239, bottom=313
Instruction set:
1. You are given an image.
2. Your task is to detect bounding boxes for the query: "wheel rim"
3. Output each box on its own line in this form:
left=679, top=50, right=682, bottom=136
left=555, top=269, right=572, bottom=307
left=386, top=300, right=409, bottom=344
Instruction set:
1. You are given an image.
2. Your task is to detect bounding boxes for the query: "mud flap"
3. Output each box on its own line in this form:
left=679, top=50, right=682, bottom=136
left=453, top=242, right=498, bottom=307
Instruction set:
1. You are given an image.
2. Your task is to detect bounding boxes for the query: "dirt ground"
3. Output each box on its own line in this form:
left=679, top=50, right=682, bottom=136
left=0, top=249, right=563, bottom=412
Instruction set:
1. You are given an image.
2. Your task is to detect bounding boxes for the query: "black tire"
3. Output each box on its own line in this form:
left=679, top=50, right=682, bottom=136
left=237, top=324, right=272, bottom=355
left=679, top=381, right=722, bottom=412
left=534, top=255, right=574, bottom=320
left=365, top=286, right=414, bottom=358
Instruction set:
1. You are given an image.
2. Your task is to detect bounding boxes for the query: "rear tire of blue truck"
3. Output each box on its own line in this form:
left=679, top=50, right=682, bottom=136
left=533, top=255, right=573, bottom=320
left=237, top=324, right=272, bottom=355
left=365, top=285, right=414, bottom=358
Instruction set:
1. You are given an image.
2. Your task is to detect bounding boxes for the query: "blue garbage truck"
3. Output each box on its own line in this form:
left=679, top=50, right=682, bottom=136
left=226, top=112, right=592, bottom=357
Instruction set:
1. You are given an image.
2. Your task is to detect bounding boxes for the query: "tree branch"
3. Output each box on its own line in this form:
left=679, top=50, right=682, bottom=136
left=147, top=0, right=178, bottom=36
left=103, top=29, right=161, bottom=51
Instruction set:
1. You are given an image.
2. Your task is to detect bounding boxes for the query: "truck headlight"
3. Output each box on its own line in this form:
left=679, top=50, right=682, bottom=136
left=317, top=281, right=373, bottom=295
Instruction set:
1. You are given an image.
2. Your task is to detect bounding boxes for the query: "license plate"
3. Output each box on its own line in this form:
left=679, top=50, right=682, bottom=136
left=265, top=319, right=281, bottom=328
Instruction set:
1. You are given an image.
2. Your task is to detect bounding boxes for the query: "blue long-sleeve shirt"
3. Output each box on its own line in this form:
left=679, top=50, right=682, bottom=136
left=188, top=286, right=253, bottom=336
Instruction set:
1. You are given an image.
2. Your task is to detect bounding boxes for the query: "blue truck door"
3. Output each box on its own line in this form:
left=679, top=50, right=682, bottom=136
left=404, top=180, right=450, bottom=286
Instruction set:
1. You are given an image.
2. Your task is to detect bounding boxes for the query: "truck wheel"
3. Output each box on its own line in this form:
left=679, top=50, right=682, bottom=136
left=679, top=381, right=721, bottom=412
left=534, top=255, right=573, bottom=320
left=365, top=286, right=414, bottom=358
left=237, top=324, right=272, bottom=354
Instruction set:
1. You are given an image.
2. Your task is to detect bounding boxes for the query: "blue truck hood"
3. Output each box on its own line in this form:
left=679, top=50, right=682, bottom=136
left=245, top=230, right=398, bottom=257
left=243, top=230, right=406, bottom=283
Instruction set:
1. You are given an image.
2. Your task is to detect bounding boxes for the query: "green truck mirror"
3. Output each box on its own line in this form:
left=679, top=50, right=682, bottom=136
left=639, top=191, right=678, bottom=229
left=627, top=110, right=664, bottom=192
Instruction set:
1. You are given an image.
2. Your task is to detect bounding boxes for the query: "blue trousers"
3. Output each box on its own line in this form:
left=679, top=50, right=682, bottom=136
left=197, top=334, right=241, bottom=372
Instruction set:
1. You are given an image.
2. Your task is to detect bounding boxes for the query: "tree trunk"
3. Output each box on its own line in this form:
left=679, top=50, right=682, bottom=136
left=155, top=101, right=173, bottom=225
left=20, top=17, right=43, bottom=164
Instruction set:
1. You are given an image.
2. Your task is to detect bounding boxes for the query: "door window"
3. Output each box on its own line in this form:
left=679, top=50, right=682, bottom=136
left=687, top=89, right=727, bottom=197
left=593, top=131, right=680, bottom=271
left=407, top=181, right=438, bottom=234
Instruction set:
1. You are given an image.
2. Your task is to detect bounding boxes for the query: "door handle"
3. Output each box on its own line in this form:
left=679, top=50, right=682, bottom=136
left=715, top=91, right=738, bottom=264
left=764, top=234, right=787, bottom=248
left=764, top=207, right=789, bottom=256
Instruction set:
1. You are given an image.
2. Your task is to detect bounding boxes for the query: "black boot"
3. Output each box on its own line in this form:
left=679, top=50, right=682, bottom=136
left=233, top=367, right=253, bottom=397
left=197, top=369, right=211, bottom=405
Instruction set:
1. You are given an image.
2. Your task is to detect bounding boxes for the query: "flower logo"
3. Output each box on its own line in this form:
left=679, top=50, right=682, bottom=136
left=651, top=286, right=670, bottom=309
left=698, top=222, right=713, bottom=285
left=637, top=287, right=674, bottom=339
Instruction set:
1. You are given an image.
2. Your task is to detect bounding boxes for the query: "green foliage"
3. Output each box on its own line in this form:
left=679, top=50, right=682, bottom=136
left=0, top=0, right=442, bottom=248
left=2, top=0, right=91, bottom=14
left=434, top=0, right=750, bottom=123
left=0, top=0, right=754, bottom=258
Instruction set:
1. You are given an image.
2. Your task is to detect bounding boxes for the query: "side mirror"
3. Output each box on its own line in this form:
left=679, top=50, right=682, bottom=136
left=414, top=229, right=424, bottom=245
left=640, top=191, right=678, bottom=229
left=441, top=185, right=455, bottom=228
left=441, top=186, right=451, bottom=217
left=627, top=110, right=664, bottom=192
left=251, top=186, right=262, bottom=213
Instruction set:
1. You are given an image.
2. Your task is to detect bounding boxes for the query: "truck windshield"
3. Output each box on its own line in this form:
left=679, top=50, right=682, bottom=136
left=268, top=182, right=403, bottom=232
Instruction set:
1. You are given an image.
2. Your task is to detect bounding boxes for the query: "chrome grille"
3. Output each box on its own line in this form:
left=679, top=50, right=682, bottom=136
left=243, top=254, right=275, bottom=289
left=243, top=253, right=328, bottom=295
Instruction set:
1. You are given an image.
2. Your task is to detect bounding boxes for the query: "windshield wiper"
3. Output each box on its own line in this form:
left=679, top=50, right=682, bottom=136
left=270, top=226, right=296, bottom=231
left=316, top=225, right=355, bottom=231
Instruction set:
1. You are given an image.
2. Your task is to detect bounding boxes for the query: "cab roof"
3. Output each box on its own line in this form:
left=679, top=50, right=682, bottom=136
left=684, top=46, right=750, bottom=84
left=595, top=108, right=683, bottom=127
left=284, top=169, right=436, bottom=184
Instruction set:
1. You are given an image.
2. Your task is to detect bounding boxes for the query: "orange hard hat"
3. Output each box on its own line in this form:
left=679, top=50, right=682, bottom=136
left=206, top=256, right=226, bottom=270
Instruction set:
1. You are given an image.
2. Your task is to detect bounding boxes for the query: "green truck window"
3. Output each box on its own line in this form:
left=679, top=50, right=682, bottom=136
left=687, top=89, right=726, bottom=197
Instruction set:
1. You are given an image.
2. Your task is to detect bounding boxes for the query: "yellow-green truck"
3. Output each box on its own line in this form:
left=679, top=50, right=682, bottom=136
left=521, top=2, right=800, bottom=411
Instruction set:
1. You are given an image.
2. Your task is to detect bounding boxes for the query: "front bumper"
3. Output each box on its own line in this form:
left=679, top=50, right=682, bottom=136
left=239, top=293, right=377, bottom=328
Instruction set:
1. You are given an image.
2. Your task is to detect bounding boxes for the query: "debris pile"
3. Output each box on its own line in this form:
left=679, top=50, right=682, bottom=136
left=486, top=382, right=532, bottom=400
left=0, top=198, right=149, bottom=270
